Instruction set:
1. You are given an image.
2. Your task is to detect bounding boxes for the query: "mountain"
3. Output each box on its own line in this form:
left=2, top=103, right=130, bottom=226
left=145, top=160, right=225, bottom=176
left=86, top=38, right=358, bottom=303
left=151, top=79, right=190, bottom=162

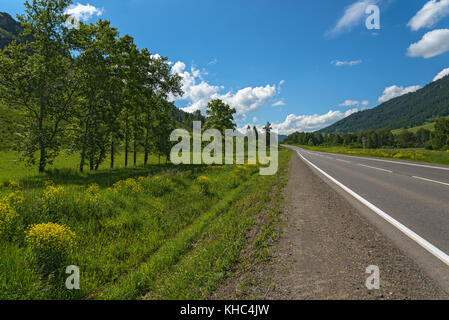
left=0, top=12, right=23, bottom=50
left=318, top=75, right=449, bottom=134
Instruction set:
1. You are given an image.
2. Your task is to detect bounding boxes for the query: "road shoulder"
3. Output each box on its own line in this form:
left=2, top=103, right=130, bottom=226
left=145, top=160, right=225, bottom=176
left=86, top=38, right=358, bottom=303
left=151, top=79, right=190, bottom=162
left=215, top=151, right=448, bottom=299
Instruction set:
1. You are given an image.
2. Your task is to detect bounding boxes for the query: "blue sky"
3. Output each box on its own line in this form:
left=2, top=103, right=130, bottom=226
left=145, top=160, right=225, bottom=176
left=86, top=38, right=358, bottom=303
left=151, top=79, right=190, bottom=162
left=2, top=0, right=449, bottom=134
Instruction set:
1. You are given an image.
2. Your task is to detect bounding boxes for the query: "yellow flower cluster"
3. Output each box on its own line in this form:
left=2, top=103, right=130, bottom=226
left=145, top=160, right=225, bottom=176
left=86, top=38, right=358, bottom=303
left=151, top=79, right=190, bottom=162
left=113, top=178, right=143, bottom=194
left=0, top=195, right=18, bottom=235
left=25, top=223, right=76, bottom=253
left=43, top=185, right=66, bottom=201
left=85, top=183, right=101, bottom=202
left=197, top=176, right=211, bottom=185
left=8, top=181, right=20, bottom=190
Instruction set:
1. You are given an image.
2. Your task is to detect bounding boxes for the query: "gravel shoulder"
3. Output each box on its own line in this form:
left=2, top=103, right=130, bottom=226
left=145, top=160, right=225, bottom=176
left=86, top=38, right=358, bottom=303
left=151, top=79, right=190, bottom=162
left=215, top=151, right=448, bottom=300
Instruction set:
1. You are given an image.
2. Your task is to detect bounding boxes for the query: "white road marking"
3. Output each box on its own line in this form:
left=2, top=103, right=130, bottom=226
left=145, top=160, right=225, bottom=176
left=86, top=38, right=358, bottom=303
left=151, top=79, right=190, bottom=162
left=296, top=150, right=449, bottom=267
left=336, top=159, right=351, bottom=164
left=357, top=163, right=393, bottom=173
left=412, top=176, right=449, bottom=187
left=312, top=151, right=449, bottom=171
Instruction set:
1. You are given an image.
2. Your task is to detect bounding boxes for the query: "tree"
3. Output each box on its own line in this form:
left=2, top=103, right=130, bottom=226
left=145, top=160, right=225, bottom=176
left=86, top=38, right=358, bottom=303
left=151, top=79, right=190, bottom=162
left=204, top=99, right=236, bottom=133
left=396, top=130, right=416, bottom=148
left=0, top=0, right=79, bottom=172
left=432, top=118, right=449, bottom=150
left=71, top=21, right=121, bottom=172
left=263, top=121, right=273, bottom=146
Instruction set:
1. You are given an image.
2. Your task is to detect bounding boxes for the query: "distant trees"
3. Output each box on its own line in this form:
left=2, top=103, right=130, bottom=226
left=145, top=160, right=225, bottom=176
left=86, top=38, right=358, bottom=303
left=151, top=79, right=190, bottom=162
left=283, top=120, right=449, bottom=151
left=431, top=118, right=449, bottom=150
left=0, top=0, right=184, bottom=173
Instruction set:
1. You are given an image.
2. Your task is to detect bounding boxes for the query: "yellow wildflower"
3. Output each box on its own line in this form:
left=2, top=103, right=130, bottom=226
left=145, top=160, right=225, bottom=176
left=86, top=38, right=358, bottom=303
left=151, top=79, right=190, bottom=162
left=25, top=223, right=76, bottom=253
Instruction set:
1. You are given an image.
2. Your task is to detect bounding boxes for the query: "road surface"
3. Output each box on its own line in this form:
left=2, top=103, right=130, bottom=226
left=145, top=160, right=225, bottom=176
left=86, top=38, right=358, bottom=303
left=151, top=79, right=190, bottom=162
left=285, top=146, right=449, bottom=292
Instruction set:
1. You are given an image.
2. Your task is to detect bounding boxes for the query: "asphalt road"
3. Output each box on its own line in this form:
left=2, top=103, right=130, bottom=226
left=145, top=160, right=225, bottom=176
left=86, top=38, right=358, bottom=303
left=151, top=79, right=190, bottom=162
left=285, top=146, right=449, bottom=291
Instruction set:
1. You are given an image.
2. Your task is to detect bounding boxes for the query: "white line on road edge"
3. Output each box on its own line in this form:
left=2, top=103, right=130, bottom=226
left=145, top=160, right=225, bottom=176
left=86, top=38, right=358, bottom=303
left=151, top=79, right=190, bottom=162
left=412, top=176, right=449, bottom=187
left=314, top=151, right=449, bottom=171
left=357, top=163, right=393, bottom=173
left=296, top=151, right=449, bottom=267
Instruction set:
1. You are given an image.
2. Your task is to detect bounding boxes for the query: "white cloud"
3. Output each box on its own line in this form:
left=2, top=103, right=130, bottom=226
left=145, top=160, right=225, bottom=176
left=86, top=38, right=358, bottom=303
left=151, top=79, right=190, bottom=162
left=408, top=0, right=449, bottom=31
left=270, top=109, right=359, bottom=135
left=339, top=100, right=360, bottom=107
left=272, top=100, right=286, bottom=107
left=65, top=3, right=103, bottom=21
left=328, top=0, right=379, bottom=36
left=378, top=85, right=421, bottom=103
left=171, top=61, right=277, bottom=117
left=331, top=59, right=362, bottom=67
left=338, top=100, right=369, bottom=107
left=407, top=29, right=449, bottom=58
left=279, top=80, right=286, bottom=85
left=433, top=67, right=449, bottom=81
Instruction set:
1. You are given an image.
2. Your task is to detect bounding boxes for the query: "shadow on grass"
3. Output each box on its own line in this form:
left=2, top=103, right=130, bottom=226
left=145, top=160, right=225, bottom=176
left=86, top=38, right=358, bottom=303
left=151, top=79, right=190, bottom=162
left=17, top=164, right=211, bottom=190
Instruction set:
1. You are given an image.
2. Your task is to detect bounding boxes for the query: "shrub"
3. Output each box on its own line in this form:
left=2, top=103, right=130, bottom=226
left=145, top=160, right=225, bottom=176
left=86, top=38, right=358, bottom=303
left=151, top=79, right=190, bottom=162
left=25, top=223, right=76, bottom=273
left=197, top=176, right=211, bottom=194
left=0, top=191, right=24, bottom=238
left=0, top=196, right=19, bottom=238
left=112, top=178, right=143, bottom=195
left=42, top=184, right=67, bottom=219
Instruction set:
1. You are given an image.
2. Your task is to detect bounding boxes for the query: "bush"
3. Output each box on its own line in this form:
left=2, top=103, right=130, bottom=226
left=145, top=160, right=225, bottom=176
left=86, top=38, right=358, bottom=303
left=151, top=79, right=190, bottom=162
left=197, top=176, right=211, bottom=194
left=25, top=223, right=76, bottom=273
left=0, top=192, right=23, bottom=239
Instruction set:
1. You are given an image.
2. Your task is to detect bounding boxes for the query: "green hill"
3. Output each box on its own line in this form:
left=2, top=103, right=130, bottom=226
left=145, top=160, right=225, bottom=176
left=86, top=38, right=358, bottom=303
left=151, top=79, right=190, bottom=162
left=318, top=75, right=449, bottom=134
left=0, top=12, right=22, bottom=50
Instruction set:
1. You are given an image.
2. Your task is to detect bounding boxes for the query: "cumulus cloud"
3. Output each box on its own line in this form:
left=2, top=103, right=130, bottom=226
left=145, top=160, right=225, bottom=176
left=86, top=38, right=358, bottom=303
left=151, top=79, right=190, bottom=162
left=65, top=3, right=103, bottom=21
left=331, top=59, right=362, bottom=67
left=170, top=61, right=277, bottom=117
left=270, top=109, right=359, bottom=135
left=272, top=100, right=286, bottom=107
left=378, top=85, right=421, bottom=103
left=408, top=0, right=449, bottom=31
left=338, top=100, right=369, bottom=107
left=407, top=29, right=449, bottom=58
left=327, top=0, right=379, bottom=36
left=433, top=67, right=449, bottom=81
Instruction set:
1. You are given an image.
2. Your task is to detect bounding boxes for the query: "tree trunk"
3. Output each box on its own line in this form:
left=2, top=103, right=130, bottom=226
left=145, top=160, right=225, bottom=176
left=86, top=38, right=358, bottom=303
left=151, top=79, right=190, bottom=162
left=133, top=139, right=137, bottom=166
left=110, top=138, right=115, bottom=169
left=125, top=118, right=129, bottom=168
left=144, top=128, right=149, bottom=166
left=39, top=145, right=46, bottom=173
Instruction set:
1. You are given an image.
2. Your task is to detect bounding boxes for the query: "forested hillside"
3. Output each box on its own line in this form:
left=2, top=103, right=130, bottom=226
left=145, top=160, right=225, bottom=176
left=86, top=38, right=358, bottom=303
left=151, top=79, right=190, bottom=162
left=318, top=75, right=449, bottom=134
left=0, top=12, right=22, bottom=49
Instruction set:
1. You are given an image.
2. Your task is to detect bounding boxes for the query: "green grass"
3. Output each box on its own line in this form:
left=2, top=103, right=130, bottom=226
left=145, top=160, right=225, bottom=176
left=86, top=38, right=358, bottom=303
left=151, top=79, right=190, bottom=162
left=391, top=116, right=449, bottom=135
left=298, top=145, right=449, bottom=166
left=0, top=148, right=292, bottom=300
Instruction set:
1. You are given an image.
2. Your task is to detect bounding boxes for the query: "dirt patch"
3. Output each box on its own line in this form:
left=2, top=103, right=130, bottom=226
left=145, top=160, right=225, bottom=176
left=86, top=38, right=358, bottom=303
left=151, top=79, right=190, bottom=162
left=214, top=152, right=448, bottom=300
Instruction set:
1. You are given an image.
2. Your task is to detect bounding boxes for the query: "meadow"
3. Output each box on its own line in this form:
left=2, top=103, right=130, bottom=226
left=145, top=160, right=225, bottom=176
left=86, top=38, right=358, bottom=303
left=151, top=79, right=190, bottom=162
left=300, top=145, right=449, bottom=166
left=0, top=148, right=292, bottom=300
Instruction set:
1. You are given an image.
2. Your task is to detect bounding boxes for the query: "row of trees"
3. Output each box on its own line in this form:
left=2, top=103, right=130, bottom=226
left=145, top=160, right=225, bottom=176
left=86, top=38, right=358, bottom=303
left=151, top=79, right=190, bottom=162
left=284, top=118, right=449, bottom=150
left=0, top=0, right=184, bottom=173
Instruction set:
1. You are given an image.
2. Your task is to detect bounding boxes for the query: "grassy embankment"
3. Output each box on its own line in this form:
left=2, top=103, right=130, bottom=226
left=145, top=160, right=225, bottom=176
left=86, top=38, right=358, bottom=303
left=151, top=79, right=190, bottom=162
left=297, top=145, right=449, bottom=166
left=0, top=148, right=292, bottom=300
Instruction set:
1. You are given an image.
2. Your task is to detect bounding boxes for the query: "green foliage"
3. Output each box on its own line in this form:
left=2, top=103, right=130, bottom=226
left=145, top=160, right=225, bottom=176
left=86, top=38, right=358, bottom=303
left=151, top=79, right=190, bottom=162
left=204, top=99, right=236, bottom=133
left=0, top=148, right=291, bottom=299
